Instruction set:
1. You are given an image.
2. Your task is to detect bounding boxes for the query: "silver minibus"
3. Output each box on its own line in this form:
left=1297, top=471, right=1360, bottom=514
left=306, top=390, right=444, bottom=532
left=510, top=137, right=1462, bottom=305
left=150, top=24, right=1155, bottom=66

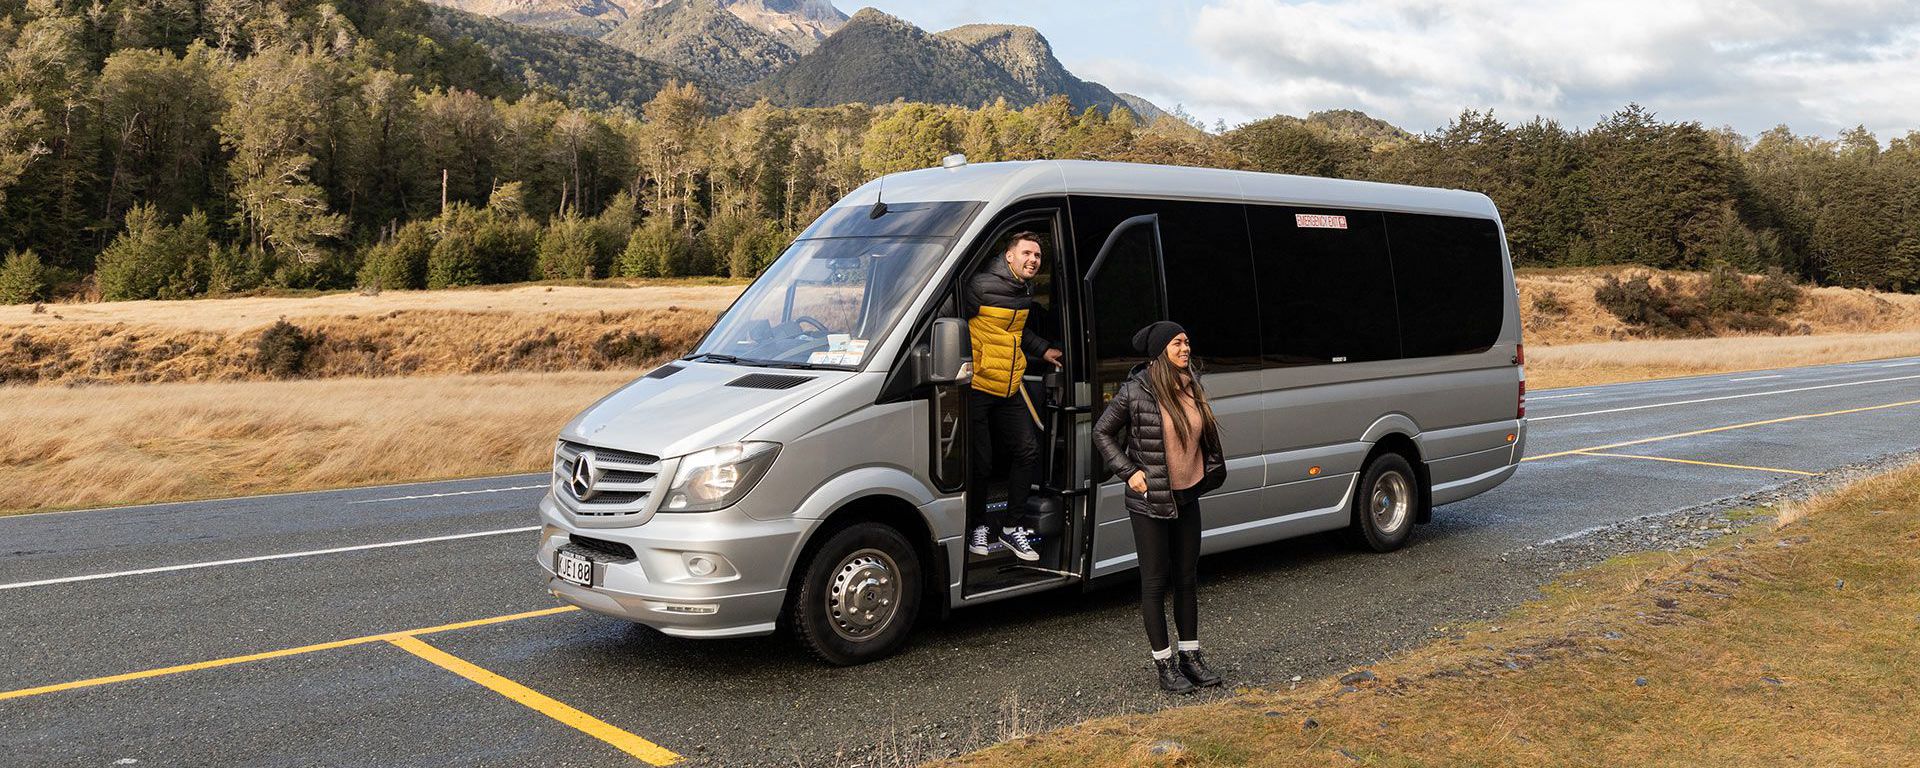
left=537, top=159, right=1527, bottom=664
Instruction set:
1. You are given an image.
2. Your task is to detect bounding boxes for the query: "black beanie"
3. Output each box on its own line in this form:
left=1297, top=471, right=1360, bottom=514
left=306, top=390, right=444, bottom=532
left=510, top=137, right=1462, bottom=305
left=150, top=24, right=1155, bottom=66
left=1131, top=320, right=1186, bottom=359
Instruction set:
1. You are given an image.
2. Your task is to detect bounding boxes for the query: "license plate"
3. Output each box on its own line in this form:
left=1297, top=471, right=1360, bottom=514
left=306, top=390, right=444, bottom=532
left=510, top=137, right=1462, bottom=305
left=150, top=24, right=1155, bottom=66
left=556, top=549, right=595, bottom=587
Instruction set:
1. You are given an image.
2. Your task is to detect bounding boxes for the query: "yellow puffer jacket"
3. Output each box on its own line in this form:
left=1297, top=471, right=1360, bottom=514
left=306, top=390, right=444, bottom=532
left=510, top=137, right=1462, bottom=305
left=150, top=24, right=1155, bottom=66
left=969, top=304, right=1030, bottom=397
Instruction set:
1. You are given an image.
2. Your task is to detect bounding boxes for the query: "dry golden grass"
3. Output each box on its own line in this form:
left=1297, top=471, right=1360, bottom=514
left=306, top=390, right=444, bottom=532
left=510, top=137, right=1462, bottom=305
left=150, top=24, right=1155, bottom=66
left=0, top=370, right=637, bottom=515
left=1, top=302, right=724, bottom=386
left=0, top=281, right=745, bottom=331
left=1527, top=331, right=1920, bottom=390
left=942, top=462, right=1920, bottom=768
left=1517, top=266, right=1920, bottom=345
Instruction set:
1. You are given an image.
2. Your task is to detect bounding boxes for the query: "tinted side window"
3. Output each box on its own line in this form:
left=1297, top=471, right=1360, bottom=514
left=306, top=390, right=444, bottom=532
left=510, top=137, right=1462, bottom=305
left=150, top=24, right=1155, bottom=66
left=1252, top=207, right=1401, bottom=365
left=1386, top=213, right=1506, bottom=358
left=1072, top=197, right=1261, bottom=371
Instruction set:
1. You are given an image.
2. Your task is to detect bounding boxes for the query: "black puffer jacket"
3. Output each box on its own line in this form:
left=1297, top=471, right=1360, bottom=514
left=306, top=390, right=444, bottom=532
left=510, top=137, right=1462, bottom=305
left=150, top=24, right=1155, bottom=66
left=1093, top=363, right=1226, bottom=519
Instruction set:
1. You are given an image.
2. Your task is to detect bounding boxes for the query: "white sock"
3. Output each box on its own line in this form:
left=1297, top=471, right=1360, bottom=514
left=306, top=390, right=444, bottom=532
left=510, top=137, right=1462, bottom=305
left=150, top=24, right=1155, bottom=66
left=1002, top=527, right=1020, bottom=535
left=1151, top=646, right=1173, bottom=661
left=1177, top=640, right=1200, bottom=652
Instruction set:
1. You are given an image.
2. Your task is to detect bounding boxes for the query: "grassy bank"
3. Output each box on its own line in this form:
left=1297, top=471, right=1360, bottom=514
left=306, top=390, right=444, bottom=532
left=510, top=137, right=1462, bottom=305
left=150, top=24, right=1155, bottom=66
left=0, top=370, right=634, bottom=515
left=941, top=462, right=1920, bottom=767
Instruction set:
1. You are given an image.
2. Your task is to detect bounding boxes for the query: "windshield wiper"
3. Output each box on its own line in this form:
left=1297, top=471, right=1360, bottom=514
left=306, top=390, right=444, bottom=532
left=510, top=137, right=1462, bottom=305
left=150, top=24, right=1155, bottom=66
left=683, top=352, right=742, bottom=364
left=684, top=352, right=820, bottom=369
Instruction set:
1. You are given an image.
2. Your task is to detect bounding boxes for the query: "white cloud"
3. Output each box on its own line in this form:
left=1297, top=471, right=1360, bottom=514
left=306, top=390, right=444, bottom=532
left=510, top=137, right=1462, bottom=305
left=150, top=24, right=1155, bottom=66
left=1120, top=0, right=1920, bottom=138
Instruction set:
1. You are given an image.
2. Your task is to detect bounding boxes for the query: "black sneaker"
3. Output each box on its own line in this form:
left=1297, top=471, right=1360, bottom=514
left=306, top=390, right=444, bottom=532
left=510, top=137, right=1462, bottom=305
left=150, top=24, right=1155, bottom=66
left=967, top=525, right=991, bottom=556
left=998, top=527, right=1039, bottom=561
left=1154, top=657, right=1195, bottom=694
left=1178, top=650, right=1222, bottom=687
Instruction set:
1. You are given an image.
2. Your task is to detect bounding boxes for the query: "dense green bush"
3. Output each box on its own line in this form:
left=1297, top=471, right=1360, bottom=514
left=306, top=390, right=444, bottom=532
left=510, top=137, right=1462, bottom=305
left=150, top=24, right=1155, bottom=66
left=1597, top=267, right=1804, bottom=336
left=619, top=218, right=692, bottom=278
left=357, top=221, right=437, bottom=290
left=0, top=250, right=46, bottom=304
left=536, top=215, right=602, bottom=280
left=94, top=206, right=213, bottom=300
left=704, top=211, right=790, bottom=279
left=425, top=204, right=540, bottom=288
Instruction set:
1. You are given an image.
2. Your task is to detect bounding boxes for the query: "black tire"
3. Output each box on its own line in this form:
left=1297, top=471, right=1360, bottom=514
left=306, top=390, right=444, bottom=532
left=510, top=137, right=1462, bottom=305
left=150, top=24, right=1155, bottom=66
left=1348, top=452, right=1419, bottom=552
left=789, top=522, right=923, bottom=666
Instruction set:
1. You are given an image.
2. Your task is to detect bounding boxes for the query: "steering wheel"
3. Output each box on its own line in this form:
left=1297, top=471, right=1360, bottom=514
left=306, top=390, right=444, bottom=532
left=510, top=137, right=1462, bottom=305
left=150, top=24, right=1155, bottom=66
left=793, top=316, right=831, bottom=335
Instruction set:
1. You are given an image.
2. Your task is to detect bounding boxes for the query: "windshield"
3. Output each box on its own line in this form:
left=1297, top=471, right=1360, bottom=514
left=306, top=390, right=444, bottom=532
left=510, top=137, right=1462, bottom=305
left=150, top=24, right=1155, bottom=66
left=693, top=237, right=952, bottom=369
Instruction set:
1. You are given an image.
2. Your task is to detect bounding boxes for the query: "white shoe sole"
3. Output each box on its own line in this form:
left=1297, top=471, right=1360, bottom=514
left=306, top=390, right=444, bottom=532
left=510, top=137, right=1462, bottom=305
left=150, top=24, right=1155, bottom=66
left=1001, top=541, right=1040, bottom=561
left=967, top=544, right=989, bottom=556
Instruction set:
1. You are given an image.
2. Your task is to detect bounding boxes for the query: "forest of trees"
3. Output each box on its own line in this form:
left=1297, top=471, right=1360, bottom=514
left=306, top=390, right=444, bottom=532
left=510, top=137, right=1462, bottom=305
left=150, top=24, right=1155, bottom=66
left=2, top=0, right=1918, bottom=305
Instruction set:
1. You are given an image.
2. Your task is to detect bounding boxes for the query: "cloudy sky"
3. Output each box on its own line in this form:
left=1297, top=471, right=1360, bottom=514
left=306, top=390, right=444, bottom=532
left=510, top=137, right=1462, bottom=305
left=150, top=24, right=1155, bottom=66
left=857, top=0, right=1920, bottom=140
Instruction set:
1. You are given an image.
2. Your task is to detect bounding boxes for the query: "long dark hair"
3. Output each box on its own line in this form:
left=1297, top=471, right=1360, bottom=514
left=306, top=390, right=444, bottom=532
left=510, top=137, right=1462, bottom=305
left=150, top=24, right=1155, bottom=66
left=1146, top=346, right=1220, bottom=449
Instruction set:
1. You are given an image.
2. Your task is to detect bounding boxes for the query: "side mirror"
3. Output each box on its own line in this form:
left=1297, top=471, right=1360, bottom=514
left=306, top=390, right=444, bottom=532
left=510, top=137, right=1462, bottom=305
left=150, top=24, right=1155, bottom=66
left=927, top=317, right=972, bottom=385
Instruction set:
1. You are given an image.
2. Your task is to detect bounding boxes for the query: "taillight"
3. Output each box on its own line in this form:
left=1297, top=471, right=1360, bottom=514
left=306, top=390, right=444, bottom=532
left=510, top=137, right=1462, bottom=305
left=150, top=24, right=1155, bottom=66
left=1514, top=343, right=1525, bottom=366
left=1517, top=380, right=1527, bottom=419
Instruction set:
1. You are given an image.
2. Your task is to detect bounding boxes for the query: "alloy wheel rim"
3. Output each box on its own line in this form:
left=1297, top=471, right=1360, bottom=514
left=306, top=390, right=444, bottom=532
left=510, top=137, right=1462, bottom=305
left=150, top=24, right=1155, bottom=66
left=1371, top=471, right=1411, bottom=533
left=826, top=548, right=900, bottom=642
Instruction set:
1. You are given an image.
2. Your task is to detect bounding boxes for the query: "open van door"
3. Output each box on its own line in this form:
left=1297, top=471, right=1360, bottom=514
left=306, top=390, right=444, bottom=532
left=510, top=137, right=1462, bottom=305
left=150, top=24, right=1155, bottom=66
left=1081, top=214, right=1169, bottom=579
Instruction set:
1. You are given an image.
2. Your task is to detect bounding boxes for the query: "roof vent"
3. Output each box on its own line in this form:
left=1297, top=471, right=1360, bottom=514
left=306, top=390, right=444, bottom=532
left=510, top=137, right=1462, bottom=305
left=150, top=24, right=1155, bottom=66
left=940, top=153, right=968, bottom=169
left=644, top=364, right=683, bottom=380
left=726, top=373, right=814, bottom=390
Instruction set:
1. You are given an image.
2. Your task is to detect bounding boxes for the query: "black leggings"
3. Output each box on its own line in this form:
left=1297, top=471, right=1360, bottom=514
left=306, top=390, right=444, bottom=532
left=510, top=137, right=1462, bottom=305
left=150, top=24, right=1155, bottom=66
left=1130, top=498, right=1201, bottom=652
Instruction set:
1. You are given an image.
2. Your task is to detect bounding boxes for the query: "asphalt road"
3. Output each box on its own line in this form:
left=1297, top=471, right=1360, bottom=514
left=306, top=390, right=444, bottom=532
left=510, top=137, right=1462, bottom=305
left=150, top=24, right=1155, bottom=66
left=4, top=355, right=1919, bottom=767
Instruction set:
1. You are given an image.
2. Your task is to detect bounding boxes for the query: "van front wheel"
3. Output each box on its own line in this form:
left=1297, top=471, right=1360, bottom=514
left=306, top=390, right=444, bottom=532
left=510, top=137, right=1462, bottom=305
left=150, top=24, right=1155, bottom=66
left=1349, top=453, right=1418, bottom=552
left=790, top=522, right=922, bottom=666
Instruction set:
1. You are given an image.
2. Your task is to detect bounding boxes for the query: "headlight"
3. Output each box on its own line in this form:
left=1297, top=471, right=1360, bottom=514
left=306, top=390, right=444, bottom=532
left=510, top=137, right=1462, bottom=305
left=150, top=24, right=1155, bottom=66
left=661, top=441, right=781, bottom=512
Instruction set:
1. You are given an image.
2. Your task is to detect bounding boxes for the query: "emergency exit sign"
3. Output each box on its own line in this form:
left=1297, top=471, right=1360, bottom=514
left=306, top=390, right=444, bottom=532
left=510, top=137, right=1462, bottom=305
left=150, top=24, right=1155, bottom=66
left=1295, top=213, right=1348, bottom=229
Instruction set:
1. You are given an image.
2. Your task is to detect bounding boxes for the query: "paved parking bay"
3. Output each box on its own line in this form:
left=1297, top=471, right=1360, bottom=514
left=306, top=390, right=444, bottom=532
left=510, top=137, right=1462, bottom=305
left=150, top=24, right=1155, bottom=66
left=4, top=356, right=1918, bottom=766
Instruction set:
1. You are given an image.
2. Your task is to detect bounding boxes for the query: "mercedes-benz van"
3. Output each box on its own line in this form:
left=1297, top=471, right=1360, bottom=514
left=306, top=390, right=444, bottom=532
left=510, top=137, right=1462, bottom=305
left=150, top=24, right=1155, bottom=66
left=537, top=159, right=1527, bottom=664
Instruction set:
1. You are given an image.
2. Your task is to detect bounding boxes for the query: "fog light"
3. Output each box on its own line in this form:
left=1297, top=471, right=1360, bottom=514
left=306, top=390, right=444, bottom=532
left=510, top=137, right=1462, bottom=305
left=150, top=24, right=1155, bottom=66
left=686, top=555, right=717, bottom=577
left=651, top=602, right=718, bottom=615
left=1308, top=466, right=1322, bottom=476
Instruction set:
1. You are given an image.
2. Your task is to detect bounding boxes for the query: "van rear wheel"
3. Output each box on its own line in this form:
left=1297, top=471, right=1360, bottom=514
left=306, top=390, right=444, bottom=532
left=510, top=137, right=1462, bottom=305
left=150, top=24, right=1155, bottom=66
left=1349, top=453, right=1417, bottom=552
left=790, top=522, right=922, bottom=666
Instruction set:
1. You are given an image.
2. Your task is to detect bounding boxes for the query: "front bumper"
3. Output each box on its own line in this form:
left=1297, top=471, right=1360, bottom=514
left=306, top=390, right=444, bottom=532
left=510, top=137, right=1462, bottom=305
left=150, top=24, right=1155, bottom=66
left=536, top=494, right=811, bottom=638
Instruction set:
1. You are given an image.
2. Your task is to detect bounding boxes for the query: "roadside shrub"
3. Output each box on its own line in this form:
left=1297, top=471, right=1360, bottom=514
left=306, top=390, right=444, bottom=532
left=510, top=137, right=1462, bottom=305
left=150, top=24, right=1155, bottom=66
left=357, top=221, right=435, bottom=290
left=593, top=329, right=662, bottom=366
left=536, top=215, right=602, bottom=280
left=95, top=206, right=212, bottom=300
left=0, top=249, right=46, bottom=304
left=253, top=319, right=314, bottom=378
left=1529, top=290, right=1567, bottom=317
left=1594, top=273, right=1706, bottom=335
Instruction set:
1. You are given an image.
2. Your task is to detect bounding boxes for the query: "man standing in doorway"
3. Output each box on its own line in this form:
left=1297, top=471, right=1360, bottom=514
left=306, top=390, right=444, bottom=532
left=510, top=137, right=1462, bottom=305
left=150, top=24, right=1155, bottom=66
left=965, top=230, right=1063, bottom=562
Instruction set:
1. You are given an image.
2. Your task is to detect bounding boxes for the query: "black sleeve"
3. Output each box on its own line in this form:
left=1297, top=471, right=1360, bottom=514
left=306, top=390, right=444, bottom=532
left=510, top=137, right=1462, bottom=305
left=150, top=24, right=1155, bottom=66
left=1093, top=384, right=1138, bottom=480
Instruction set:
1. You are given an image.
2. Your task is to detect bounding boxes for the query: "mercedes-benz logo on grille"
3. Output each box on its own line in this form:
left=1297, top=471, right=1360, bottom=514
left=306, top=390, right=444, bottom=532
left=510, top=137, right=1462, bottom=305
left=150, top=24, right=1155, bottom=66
left=569, top=450, right=603, bottom=501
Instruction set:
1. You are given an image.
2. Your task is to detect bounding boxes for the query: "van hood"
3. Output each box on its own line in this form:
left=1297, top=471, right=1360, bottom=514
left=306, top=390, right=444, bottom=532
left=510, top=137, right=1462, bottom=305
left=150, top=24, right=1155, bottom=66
left=559, top=362, right=849, bottom=458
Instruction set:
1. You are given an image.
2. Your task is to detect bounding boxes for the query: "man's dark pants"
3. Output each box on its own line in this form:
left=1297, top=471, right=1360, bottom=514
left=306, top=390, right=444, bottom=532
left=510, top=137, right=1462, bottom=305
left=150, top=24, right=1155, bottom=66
left=967, top=387, right=1040, bottom=530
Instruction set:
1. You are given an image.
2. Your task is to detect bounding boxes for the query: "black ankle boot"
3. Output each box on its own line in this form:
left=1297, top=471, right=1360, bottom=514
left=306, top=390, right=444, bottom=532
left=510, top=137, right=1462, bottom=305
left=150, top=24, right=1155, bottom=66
left=1177, top=650, right=1222, bottom=687
left=1154, top=657, right=1195, bottom=694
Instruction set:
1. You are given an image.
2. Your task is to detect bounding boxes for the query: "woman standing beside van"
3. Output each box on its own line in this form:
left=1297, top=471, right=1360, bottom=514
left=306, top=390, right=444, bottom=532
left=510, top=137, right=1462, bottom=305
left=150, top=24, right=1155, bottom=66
left=1094, top=321, right=1227, bottom=694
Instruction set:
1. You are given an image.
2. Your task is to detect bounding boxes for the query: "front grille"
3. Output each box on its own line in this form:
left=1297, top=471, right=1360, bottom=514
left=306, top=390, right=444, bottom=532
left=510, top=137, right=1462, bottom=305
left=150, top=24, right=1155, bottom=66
left=569, top=534, right=637, bottom=560
left=554, top=440, right=661, bottom=515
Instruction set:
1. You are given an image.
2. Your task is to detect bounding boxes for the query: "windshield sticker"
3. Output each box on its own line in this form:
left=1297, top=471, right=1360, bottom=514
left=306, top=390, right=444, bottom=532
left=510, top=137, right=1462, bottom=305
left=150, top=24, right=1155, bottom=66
left=1295, top=213, right=1348, bottom=229
left=846, top=339, right=869, bottom=355
left=827, top=333, right=851, bottom=351
left=808, top=351, right=832, bottom=365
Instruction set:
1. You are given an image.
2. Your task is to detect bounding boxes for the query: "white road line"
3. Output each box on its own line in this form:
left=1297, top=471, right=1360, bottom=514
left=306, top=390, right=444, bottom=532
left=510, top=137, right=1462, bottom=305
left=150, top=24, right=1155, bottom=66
left=0, top=526, right=541, bottom=591
left=1727, top=374, right=1784, bottom=382
left=346, top=485, right=547, bottom=505
left=1883, top=361, right=1919, bottom=368
left=1528, top=392, right=1593, bottom=400
left=1530, top=373, right=1920, bottom=422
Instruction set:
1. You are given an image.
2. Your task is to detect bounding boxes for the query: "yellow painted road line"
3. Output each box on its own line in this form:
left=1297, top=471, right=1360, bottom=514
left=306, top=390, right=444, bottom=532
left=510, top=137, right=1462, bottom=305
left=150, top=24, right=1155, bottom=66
left=0, top=606, right=578, bottom=702
left=1525, top=397, right=1920, bottom=462
left=1576, top=451, right=1818, bottom=476
left=388, top=636, right=680, bottom=766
